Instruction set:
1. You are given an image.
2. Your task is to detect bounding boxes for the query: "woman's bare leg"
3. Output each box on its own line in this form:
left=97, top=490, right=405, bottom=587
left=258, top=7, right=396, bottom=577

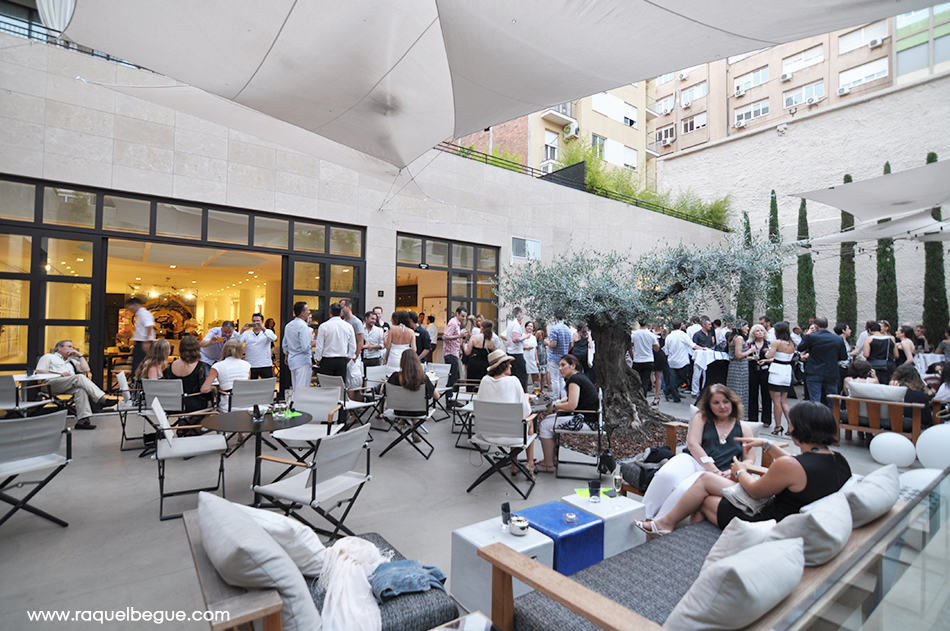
left=651, top=472, right=734, bottom=532
left=781, top=393, right=792, bottom=430
left=770, top=391, right=784, bottom=430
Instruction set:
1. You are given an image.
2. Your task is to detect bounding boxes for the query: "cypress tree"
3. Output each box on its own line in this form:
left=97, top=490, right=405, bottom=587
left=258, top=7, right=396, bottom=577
left=837, top=174, right=857, bottom=342
left=736, top=211, right=755, bottom=323
left=876, top=162, right=898, bottom=326
left=766, top=190, right=784, bottom=323
left=797, top=198, right=816, bottom=327
left=923, top=152, right=949, bottom=345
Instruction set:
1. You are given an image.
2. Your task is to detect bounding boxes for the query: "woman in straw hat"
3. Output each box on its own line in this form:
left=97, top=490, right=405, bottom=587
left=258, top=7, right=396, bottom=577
left=476, top=349, right=535, bottom=479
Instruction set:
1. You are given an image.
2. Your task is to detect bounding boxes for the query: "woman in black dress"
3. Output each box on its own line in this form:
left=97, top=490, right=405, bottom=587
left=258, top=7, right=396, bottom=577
left=163, top=335, right=213, bottom=412
left=863, top=321, right=898, bottom=386
left=463, top=320, right=496, bottom=383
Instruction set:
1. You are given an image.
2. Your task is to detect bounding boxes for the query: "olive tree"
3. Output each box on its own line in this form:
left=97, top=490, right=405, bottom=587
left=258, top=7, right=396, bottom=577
left=498, top=233, right=782, bottom=436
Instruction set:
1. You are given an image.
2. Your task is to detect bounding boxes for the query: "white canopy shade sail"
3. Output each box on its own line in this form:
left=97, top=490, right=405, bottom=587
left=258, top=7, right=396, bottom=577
left=60, top=0, right=934, bottom=171
left=793, top=159, right=950, bottom=223
left=912, top=222, right=950, bottom=241
left=798, top=208, right=946, bottom=246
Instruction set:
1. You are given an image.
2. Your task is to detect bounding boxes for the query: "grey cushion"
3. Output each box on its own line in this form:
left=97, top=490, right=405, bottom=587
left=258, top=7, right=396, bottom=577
left=309, top=533, right=458, bottom=631
left=666, top=538, right=804, bottom=631
left=197, top=493, right=320, bottom=631
left=765, top=492, right=852, bottom=566
left=845, top=465, right=899, bottom=527
left=848, top=382, right=906, bottom=401
left=513, top=521, right=722, bottom=631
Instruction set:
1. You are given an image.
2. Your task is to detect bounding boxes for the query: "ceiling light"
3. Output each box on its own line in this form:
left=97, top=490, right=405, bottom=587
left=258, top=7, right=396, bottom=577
left=45, top=265, right=51, bottom=271
left=169, top=265, right=177, bottom=268
left=76, top=258, right=84, bottom=262
left=135, top=277, right=141, bottom=280
left=149, top=292, right=158, bottom=298
left=61, top=261, right=66, bottom=265
left=192, top=280, right=197, bottom=283
left=185, top=293, right=195, bottom=299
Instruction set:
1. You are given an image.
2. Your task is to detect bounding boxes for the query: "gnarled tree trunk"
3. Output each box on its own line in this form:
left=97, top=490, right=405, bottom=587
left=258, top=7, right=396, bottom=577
left=588, top=321, right=678, bottom=439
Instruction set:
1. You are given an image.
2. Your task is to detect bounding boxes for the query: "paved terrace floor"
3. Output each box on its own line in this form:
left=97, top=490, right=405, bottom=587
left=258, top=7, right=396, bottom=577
left=0, top=389, right=892, bottom=630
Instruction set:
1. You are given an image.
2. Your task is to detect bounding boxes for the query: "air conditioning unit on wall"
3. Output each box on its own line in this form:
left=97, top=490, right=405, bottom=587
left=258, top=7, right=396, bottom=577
left=781, top=72, right=793, bottom=82
left=837, top=86, right=850, bottom=96
left=563, top=121, right=579, bottom=138
left=662, top=138, right=673, bottom=147
left=868, top=38, right=883, bottom=49
left=806, top=96, right=817, bottom=105
left=735, top=119, right=746, bottom=128
left=682, top=100, right=691, bottom=109
left=678, top=72, right=689, bottom=81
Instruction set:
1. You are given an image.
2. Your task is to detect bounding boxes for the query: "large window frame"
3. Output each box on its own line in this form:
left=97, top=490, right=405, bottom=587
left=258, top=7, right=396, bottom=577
left=0, top=174, right=365, bottom=385
left=394, top=234, right=499, bottom=327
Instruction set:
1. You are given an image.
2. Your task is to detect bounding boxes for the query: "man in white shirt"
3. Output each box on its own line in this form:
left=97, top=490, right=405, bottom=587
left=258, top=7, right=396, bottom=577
left=314, top=302, right=356, bottom=379
left=854, top=320, right=875, bottom=355
left=199, top=321, right=240, bottom=366
left=500, top=307, right=529, bottom=391
left=340, top=299, right=365, bottom=395
left=35, top=340, right=116, bottom=429
left=283, top=302, right=314, bottom=392
left=759, top=316, right=776, bottom=342
left=126, top=297, right=155, bottom=378
left=629, top=322, right=659, bottom=396
left=426, top=316, right=439, bottom=359
left=362, top=311, right=385, bottom=367
left=240, top=313, right=277, bottom=379
left=663, top=321, right=695, bottom=402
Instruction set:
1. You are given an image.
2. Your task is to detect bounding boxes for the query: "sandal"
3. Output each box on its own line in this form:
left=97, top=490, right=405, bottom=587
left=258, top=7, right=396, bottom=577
left=771, top=426, right=785, bottom=436
left=509, top=466, right=520, bottom=477
left=651, top=398, right=660, bottom=406
left=633, top=519, right=670, bottom=537
left=535, top=463, right=556, bottom=474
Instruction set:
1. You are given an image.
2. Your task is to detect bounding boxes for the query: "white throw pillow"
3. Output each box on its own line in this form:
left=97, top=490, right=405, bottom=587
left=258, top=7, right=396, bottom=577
left=702, top=519, right=776, bottom=570
left=197, top=493, right=321, bottom=631
left=844, top=464, right=899, bottom=527
left=765, top=492, right=852, bottom=566
left=666, top=538, right=804, bottom=631
left=235, top=504, right=327, bottom=576
left=847, top=382, right=906, bottom=402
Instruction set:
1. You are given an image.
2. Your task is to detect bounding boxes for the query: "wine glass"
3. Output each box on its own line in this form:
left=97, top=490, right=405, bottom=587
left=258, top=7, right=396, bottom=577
left=613, top=471, right=624, bottom=494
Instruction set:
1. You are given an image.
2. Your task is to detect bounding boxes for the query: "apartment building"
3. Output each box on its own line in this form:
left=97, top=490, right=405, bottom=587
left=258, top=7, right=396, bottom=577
left=457, top=84, right=658, bottom=189
left=653, top=3, right=950, bottom=155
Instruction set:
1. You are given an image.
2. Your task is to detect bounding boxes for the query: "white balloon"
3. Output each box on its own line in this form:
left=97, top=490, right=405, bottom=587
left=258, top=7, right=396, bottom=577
left=869, top=432, right=917, bottom=467
left=915, top=425, right=950, bottom=471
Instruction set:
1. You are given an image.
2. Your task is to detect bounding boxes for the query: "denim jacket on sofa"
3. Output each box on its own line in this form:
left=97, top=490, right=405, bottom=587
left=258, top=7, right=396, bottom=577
left=369, top=559, right=447, bottom=603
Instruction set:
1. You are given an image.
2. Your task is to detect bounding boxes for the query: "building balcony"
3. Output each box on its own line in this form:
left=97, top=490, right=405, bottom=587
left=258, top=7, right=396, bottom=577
left=645, top=94, right=658, bottom=121
left=540, top=102, right=575, bottom=127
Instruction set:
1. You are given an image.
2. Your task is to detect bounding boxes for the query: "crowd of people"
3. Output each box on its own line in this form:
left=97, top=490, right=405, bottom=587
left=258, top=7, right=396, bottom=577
left=636, top=314, right=948, bottom=435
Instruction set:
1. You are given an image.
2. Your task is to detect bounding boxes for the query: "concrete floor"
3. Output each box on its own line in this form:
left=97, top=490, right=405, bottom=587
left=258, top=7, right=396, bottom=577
left=0, top=390, right=889, bottom=631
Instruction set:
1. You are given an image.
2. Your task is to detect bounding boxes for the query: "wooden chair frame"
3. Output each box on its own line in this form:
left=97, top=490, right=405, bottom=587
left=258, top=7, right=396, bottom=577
left=829, top=394, right=930, bottom=444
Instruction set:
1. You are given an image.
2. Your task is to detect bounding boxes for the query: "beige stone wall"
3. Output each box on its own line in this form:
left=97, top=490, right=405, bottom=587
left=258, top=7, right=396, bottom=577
left=0, top=33, right=724, bottom=319
left=657, top=72, right=950, bottom=328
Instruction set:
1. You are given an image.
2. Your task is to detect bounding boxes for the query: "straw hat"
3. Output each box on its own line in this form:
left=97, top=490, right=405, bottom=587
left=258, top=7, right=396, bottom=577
left=487, top=349, right=515, bottom=372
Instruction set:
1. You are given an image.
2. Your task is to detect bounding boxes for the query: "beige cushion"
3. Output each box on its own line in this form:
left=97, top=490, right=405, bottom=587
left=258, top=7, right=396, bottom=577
left=844, top=465, right=899, bottom=527
left=235, top=503, right=327, bottom=576
left=702, top=519, right=776, bottom=570
left=197, top=493, right=321, bottom=631
left=666, top=538, right=804, bottom=631
left=766, top=492, right=852, bottom=566
left=847, top=382, right=907, bottom=402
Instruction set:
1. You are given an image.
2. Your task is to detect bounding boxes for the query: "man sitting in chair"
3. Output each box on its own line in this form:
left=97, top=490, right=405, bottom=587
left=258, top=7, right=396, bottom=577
left=35, top=340, right=117, bottom=430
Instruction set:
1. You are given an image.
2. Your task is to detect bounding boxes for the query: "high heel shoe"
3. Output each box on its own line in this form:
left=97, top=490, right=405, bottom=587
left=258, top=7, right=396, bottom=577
left=771, top=426, right=785, bottom=436
left=634, top=519, right=670, bottom=537
left=651, top=398, right=660, bottom=406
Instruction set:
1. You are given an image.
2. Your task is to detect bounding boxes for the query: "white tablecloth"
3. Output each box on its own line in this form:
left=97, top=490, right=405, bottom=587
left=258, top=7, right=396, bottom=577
left=695, top=349, right=729, bottom=371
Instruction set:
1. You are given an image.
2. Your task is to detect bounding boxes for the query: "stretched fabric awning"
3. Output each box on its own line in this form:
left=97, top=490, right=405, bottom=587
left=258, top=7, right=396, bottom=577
left=60, top=0, right=935, bottom=172
left=912, top=222, right=950, bottom=241
left=800, top=209, right=945, bottom=245
left=793, top=160, right=950, bottom=223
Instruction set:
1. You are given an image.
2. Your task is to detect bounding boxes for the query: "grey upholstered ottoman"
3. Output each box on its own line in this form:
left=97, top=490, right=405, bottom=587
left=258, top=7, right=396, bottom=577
left=309, top=533, right=459, bottom=631
left=513, top=521, right=721, bottom=631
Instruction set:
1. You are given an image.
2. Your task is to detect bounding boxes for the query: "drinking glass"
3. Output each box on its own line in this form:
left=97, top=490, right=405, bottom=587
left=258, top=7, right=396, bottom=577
left=613, top=472, right=624, bottom=494
left=588, top=479, right=601, bottom=503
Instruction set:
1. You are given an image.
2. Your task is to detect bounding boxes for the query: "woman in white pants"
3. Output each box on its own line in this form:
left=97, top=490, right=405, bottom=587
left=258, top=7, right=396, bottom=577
left=642, top=384, right=755, bottom=520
